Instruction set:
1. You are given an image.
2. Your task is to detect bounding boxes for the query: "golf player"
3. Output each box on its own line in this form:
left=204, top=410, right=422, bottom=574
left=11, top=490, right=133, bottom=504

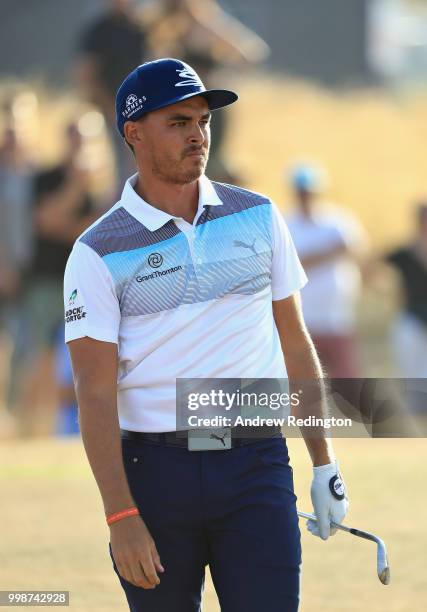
left=64, top=58, right=349, bottom=612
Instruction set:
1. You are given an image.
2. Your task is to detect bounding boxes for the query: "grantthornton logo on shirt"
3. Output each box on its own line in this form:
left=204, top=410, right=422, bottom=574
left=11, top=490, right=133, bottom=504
left=136, top=265, right=183, bottom=283
left=148, top=252, right=163, bottom=268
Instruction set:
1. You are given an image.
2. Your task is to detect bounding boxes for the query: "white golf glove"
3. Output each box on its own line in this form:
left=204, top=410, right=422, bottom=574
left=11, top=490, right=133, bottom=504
left=308, top=461, right=349, bottom=540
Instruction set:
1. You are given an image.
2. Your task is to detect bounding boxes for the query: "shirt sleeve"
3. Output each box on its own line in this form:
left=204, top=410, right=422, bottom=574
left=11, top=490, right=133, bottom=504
left=334, top=211, right=370, bottom=254
left=270, top=202, right=308, bottom=301
left=64, top=241, right=121, bottom=344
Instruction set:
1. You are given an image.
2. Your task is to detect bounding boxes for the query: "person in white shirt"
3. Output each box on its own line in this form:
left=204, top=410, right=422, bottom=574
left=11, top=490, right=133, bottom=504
left=286, top=165, right=368, bottom=378
left=64, top=60, right=348, bottom=612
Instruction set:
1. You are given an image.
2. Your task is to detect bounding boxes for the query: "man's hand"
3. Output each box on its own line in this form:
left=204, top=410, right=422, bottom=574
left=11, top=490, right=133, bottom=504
left=308, top=461, right=349, bottom=540
left=69, top=338, right=165, bottom=587
left=110, top=515, right=165, bottom=589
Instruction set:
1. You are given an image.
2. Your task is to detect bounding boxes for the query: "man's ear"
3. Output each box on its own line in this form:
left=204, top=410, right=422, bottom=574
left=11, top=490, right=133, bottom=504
left=124, top=121, right=142, bottom=149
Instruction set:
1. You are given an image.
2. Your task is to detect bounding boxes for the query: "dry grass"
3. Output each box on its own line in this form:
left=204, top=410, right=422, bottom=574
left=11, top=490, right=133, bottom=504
left=0, top=437, right=426, bottom=611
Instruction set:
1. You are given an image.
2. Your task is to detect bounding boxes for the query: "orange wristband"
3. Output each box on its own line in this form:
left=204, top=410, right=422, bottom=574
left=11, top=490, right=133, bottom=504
left=106, top=507, right=139, bottom=526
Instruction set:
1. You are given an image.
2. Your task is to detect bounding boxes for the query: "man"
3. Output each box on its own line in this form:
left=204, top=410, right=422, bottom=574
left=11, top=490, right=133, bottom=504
left=145, top=0, right=270, bottom=182
left=65, top=59, right=348, bottom=612
left=286, top=164, right=368, bottom=378
left=15, top=122, right=99, bottom=436
left=386, top=202, right=427, bottom=380
left=75, top=0, right=147, bottom=190
left=0, top=122, right=32, bottom=438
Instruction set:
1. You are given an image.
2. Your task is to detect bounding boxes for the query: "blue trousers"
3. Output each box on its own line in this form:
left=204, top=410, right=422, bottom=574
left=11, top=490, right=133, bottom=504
left=110, top=436, right=301, bottom=611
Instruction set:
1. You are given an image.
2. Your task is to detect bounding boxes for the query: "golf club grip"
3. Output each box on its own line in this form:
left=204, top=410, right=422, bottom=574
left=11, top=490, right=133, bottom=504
left=298, top=512, right=359, bottom=538
left=299, top=511, right=376, bottom=544
left=299, top=511, right=379, bottom=545
left=346, top=526, right=377, bottom=543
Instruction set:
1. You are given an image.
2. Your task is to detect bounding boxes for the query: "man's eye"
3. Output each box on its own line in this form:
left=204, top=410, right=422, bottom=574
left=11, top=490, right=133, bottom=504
left=173, top=121, right=186, bottom=127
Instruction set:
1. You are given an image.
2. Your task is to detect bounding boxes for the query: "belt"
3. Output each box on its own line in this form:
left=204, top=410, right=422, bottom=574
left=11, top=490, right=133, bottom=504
left=120, top=426, right=282, bottom=448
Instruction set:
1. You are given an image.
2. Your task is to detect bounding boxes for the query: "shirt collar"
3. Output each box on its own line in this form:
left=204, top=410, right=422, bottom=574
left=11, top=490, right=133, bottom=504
left=120, top=173, right=223, bottom=232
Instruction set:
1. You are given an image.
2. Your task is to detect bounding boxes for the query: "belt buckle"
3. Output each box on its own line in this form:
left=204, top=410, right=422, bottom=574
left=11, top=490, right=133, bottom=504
left=187, top=427, right=232, bottom=451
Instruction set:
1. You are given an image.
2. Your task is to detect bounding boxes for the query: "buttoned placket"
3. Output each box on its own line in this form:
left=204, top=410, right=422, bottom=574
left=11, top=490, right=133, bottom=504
left=174, top=206, right=207, bottom=277
left=119, top=174, right=222, bottom=278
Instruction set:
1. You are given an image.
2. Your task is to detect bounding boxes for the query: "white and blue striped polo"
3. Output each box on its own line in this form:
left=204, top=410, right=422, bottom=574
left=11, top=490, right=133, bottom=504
left=64, top=173, right=307, bottom=432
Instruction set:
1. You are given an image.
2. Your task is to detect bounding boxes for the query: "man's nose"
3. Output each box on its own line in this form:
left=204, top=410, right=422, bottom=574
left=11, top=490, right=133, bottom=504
left=188, top=123, right=205, bottom=144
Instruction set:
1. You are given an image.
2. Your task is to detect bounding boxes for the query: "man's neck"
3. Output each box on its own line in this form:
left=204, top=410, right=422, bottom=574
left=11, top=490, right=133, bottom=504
left=134, top=172, right=200, bottom=225
left=299, top=207, right=314, bottom=220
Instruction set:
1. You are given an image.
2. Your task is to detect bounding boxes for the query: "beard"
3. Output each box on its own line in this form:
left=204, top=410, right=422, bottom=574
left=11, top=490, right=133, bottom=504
left=150, top=145, right=209, bottom=185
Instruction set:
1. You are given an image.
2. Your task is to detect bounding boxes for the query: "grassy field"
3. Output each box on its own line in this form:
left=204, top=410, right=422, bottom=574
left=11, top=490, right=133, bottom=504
left=0, top=437, right=426, bottom=612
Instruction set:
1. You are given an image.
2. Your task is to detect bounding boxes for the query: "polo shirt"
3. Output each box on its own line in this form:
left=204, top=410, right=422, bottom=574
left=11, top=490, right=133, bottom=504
left=64, top=174, right=307, bottom=432
left=286, top=207, right=365, bottom=335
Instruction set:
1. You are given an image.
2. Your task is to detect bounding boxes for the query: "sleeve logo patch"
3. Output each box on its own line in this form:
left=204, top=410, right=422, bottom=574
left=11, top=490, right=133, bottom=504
left=69, top=289, right=78, bottom=305
left=65, top=305, right=87, bottom=323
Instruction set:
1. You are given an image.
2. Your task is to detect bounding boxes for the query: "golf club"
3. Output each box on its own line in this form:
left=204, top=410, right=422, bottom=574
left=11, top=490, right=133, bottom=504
left=298, top=511, right=391, bottom=585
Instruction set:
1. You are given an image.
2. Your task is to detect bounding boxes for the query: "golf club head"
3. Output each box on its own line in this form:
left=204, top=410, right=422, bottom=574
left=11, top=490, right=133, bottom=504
left=378, top=565, right=390, bottom=585
left=377, top=543, right=391, bottom=585
left=297, top=510, right=391, bottom=585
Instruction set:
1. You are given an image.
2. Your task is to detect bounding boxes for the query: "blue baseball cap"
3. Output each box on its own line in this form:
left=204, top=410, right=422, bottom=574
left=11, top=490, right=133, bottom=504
left=116, top=58, right=238, bottom=137
left=290, top=165, right=325, bottom=192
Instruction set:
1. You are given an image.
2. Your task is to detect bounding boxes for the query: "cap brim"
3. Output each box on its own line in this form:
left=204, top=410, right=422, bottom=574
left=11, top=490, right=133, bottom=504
left=151, top=89, right=238, bottom=113
left=200, top=89, right=238, bottom=110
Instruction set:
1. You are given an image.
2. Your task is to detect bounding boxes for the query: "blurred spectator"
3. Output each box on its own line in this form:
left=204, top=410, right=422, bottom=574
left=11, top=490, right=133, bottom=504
left=144, top=0, right=270, bottom=182
left=54, top=329, right=79, bottom=436
left=74, top=0, right=147, bottom=190
left=14, top=122, right=101, bottom=436
left=0, top=126, right=33, bottom=283
left=0, top=122, right=33, bottom=437
left=145, top=0, right=270, bottom=66
left=386, top=202, right=427, bottom=378
left=286, top=164, right=368, bottom=378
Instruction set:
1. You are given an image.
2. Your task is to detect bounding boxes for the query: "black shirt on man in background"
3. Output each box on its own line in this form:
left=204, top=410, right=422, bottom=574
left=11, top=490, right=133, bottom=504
left=387, top=247, right=427, bottom=328
left=78, top=8, right=146, bottom=100
left=31, top=164, right=95, bottom=280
